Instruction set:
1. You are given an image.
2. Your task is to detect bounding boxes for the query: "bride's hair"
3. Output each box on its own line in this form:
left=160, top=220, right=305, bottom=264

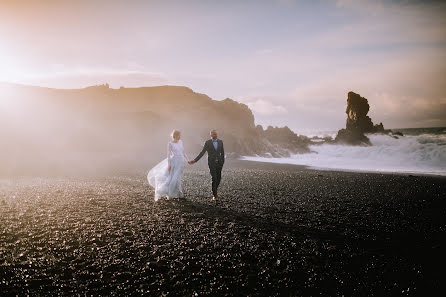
left=171, top=129, right=181, bottom=140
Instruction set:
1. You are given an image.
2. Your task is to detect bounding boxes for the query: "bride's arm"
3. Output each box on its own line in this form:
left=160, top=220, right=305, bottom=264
left=167, top=142, right=172, bottom=169
left=181, top=141, right=190, bottom=162
left=183, top=150, right=190, bottom=162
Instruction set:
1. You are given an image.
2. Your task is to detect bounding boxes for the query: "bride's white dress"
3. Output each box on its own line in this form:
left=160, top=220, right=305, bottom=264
left=147, top=140, right=189, bottom=201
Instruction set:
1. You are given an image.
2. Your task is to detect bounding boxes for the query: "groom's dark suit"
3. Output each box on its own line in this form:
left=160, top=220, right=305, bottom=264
left=194, top=138, right=225, bottom=197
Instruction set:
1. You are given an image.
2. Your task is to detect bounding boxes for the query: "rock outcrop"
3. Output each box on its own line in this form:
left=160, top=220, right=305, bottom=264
left=335, top=91, right=401, bottom=145
left=259, top=125, right=311, bottom=155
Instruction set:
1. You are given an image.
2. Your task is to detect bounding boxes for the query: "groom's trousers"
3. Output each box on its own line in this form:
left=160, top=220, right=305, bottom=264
left=209, top=161, right=223, bottom=197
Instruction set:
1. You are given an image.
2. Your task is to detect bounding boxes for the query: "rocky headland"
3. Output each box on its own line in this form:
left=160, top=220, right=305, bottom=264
left=0, top=83, right=310, bottom=175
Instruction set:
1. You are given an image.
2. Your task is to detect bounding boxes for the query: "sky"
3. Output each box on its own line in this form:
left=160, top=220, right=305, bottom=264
left=1, top=0, right=445, bottom=131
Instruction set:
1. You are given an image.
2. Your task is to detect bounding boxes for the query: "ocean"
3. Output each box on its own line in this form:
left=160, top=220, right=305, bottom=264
left=242, top=127, right=446, bottom=176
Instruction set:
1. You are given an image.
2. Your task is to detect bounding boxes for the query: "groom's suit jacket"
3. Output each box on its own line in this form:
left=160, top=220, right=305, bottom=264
left=194, top=139, right=225, bottom=167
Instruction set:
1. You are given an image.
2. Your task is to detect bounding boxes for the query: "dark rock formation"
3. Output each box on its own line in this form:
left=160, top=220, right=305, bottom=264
left=335, top=91, right=398, bottom=145
left=249, top=125, right=311, bottom=157
left=261, top=126, right=311, bottom=154
left=335, top=128, right=371, bottom=145
left=345, top=91, right=386, bottom=134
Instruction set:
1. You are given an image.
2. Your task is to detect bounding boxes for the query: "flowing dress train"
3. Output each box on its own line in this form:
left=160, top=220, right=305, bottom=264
left=147, top=140, right=189, bottom=201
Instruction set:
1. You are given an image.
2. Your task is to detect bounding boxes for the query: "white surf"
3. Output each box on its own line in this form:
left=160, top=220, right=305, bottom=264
left=242, top=133, right=446, bottom=176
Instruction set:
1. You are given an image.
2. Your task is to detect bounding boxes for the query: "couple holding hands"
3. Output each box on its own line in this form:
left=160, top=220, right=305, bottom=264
left=147, top=129, right=224, bottom=201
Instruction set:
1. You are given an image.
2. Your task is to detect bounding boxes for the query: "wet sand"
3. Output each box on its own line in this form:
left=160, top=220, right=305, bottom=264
left=1, top=160, right=445, bottom=296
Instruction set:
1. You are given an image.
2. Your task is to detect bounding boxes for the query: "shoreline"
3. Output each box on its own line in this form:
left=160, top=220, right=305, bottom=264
left=2, top=157, right=446, bottom=179
left=237, top=157, right=446, bottom=178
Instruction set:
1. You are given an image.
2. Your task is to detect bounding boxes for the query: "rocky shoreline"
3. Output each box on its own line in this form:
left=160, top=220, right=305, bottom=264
left=1, top=160, right=445, bottom=296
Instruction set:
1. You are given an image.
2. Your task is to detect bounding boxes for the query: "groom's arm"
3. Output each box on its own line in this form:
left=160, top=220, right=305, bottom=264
left=221, top=141, right=225, bottom=165
left=193, top=142, right=207, bottom=163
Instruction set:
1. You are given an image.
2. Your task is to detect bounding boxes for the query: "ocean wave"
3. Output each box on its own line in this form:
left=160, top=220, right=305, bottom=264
left=294, top=129, right=338, bottom=139
left=242, top=133, right=446, bottom=176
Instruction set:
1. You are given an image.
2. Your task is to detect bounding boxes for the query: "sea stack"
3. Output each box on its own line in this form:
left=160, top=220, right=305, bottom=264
left=335, top=91, right=386, bottom=145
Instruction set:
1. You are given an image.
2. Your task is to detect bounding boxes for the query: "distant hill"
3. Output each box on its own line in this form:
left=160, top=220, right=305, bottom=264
left=0, top=82, right=309, bottom=175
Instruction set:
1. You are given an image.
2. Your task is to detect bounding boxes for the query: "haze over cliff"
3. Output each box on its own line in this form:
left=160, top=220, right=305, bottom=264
left=0, top=83, right=309, bottom=175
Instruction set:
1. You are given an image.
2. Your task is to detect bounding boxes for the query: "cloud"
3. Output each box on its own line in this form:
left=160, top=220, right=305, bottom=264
left=335, top=0, right=385, bottom=10
left=255, top=49, right=273, bottom=55
left=239, top=97, right=288, bottom=116
left=334, top=0, right=446, bottom=11
left=319, top=1, right=446, bottom=50
left=274, top=0, right=299, bottom=7
left=19, top=67, right=170, bottom=89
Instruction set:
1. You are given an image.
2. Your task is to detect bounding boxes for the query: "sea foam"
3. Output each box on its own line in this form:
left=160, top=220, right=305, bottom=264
left=242, top=133, right=446, bottom=176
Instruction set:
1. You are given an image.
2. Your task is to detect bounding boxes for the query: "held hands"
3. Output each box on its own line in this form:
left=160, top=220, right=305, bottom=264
left=188, top=160, right=195, bottom=165
left=168, top=165, right=171, bottom=171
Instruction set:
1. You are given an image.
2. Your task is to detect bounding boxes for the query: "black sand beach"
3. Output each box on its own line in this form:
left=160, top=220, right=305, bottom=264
left=1, top=160, right=445, bottom=296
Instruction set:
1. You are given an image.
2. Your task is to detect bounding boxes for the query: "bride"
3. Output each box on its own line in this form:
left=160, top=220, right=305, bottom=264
left=147, top=130, right=190, bottom=201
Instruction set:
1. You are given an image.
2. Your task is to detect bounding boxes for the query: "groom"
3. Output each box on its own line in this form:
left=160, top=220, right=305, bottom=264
left=189, top=130, right=225, bottom=201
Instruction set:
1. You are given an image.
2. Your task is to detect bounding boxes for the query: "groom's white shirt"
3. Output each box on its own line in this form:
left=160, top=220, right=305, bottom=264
left=212, top=138, right=218, bottom=150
